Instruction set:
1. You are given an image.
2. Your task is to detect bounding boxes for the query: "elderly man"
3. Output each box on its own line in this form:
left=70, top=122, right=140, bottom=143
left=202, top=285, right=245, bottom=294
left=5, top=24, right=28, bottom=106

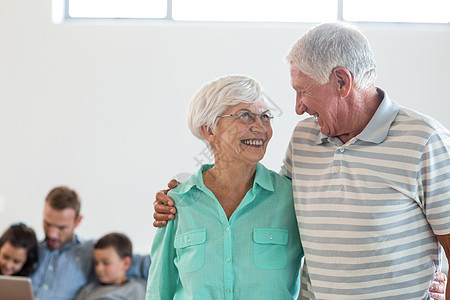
left=154, top=22, right=450, bottom=299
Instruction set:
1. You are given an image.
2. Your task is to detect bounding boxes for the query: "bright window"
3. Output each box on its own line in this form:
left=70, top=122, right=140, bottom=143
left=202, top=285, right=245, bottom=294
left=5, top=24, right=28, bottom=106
left=68, top=0, right=166, bottom=18
left=65, top=0, right=450, bottom=24
left=343, top=0, right=450, bottom=23
left=172, top=0, right=337, bottom=22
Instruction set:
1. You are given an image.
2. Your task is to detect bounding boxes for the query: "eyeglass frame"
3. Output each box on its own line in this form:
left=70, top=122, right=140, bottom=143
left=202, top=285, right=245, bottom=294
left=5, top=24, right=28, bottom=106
left=216, top=110, right=274, bottom=124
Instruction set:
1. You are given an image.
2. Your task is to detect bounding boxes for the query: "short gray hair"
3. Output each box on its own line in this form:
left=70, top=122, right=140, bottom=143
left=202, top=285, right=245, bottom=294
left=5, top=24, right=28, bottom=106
left=188, top=75, right=265, bottom=146
left=285, top=22, right=376, bottom=91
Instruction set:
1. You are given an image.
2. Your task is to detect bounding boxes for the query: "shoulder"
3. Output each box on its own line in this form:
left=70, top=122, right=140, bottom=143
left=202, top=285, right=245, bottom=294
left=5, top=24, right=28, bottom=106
left=167, top=165, right=208, bottom=200
left=121, top=279, right=146, bottom=297
left=75, top=282, right=98, bottom=299
left=270, top=170, right=292, bottom=189
left=127, top=278, right=147, bottom=288
left=397, top=106, right=448, bottom=134
left=75, top=237, right=96, bottom=252
left=393, top=107, right=450, bottom=149
left=257, top=164, right=292, bottom=192
left=290, top=117, right=321, bottom=145
left=293, top=117, right=318, bottom=131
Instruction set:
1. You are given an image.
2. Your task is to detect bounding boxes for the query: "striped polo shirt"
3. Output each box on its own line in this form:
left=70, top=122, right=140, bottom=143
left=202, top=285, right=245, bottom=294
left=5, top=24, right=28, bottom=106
left=282, top=89, right=450, bottom=299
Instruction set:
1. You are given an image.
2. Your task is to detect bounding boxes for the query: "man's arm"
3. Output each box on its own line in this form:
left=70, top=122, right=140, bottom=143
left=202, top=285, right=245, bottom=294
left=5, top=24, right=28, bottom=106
left=153, top=180, right=179, bottom=227
left=436, top=234, right=450, bottom=300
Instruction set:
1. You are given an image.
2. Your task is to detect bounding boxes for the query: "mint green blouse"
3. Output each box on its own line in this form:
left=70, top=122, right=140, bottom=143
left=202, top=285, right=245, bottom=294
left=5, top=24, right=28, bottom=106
left=146, top=163, right=303, bottom=300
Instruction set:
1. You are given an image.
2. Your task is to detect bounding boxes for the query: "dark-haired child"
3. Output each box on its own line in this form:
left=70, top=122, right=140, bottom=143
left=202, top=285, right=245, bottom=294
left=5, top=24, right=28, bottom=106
left=0, top=223, right=38, bottom=276
left=75, top=232, right=145, bottom=300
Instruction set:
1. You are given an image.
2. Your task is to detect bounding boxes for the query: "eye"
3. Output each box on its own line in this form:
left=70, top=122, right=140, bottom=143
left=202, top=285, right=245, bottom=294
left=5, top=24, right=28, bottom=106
left=238, top=112, right=251, bottom=122
left=261, top=113, right=270, bottom=120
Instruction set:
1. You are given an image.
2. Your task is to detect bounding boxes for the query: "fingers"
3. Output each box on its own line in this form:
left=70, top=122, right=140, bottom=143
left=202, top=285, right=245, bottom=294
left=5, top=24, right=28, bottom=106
left=434, top=272, right=448, bottom=285
left=429, top=282, right=445, bottom=294
left=168, top=179, right=180, bottom=189
left=155, top=190, right=175, bottom=207
left=430, top=291, right=445, bottom=300
left=152, top=182, right=179, bottom=228
left=153, top=220, right=167, bottom=227
left=153, top=211, right=174, bottom=223
left=429, top=272, right=447, bottom=300
left=154, top=201, right=177, bottom=215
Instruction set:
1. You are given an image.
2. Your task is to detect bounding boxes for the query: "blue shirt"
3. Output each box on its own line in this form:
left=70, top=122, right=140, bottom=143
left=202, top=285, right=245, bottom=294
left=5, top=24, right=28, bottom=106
left=31, top=235, right=151, bottom=300
left=146, top=163, right=303, bottom=300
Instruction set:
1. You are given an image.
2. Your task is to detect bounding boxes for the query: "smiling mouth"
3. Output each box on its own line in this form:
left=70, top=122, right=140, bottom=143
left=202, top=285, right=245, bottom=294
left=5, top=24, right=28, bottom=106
left=241, top=139, right=264, bottom=146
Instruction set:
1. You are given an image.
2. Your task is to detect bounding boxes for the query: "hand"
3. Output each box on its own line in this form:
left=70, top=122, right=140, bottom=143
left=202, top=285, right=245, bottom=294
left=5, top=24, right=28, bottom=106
left=429, top=272, right=447, bottom=300
left=152, top=180, right=179, bottom=227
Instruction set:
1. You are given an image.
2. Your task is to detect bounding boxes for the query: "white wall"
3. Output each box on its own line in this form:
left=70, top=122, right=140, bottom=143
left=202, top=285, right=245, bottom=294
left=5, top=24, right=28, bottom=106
left=0, top=0, right=449, bottom=262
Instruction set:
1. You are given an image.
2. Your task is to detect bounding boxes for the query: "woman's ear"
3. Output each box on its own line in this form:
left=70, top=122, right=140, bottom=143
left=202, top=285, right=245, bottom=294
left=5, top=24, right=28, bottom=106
left=200, top=126, right=214, bottom=142
left=332, top=67, right=353, bottom=98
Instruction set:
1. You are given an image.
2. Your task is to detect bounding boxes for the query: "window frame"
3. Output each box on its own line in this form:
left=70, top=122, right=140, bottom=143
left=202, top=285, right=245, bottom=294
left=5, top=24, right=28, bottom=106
left=60, top=0, right=450, bottom=26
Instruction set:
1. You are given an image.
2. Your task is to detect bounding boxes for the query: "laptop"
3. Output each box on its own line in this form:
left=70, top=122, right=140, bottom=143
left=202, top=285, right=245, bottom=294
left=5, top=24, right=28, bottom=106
left=0, top=275, right=34, bottom=300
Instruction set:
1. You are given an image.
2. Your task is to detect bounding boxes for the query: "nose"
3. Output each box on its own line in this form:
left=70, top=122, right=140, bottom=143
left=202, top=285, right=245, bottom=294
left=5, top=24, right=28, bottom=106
left=4, top=259, right=14, bottom=270
left=47, top=226, right=59, bottom=239
left=295, top=94, right=307, bottom=115
left=95, top=263, right=104, bottom=273
left=250, top=116, right=268, bottom=132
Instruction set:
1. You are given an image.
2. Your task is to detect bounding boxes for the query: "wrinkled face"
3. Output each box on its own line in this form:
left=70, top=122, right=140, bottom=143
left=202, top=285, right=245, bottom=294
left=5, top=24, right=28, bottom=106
left=0, top=242, right=27, bottom=275
left=212, top=100, right=273, bottom=166
left=94, top=247, right=129, bottom=285
left=43, top=203, right=81, bottom=250
left=290, top=64, right=341, bottom=137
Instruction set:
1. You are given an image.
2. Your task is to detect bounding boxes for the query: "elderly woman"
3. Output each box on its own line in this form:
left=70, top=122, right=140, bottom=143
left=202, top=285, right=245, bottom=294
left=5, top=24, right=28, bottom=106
left=146, top=75, right=303, bottom=299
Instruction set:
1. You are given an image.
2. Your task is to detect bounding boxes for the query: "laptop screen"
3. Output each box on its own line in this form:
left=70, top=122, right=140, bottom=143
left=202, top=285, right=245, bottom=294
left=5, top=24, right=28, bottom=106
left=0, top=275, right=34, bottom=300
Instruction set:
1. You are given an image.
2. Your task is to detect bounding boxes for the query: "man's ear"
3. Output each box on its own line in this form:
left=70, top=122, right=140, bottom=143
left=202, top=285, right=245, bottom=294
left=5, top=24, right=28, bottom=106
left=332, top=67, right=353, bottom=98
left=200, top=126, right=214, bottom=142
left=74, top=215, right=83, bottom=229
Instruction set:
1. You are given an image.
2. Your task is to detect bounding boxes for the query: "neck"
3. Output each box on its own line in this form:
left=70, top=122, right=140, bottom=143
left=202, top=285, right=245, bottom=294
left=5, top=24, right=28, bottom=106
left=203, top=159, right=257, bottom=219
left=110, top=275, right=127, bottom=286
left=207, top=159, right=257, bottom=188
left=338, top=87, right=382, bottom=143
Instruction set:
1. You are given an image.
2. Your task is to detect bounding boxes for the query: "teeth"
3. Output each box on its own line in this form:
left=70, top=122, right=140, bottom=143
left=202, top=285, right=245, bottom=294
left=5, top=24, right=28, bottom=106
left=242, top=139, right=263, bottom=146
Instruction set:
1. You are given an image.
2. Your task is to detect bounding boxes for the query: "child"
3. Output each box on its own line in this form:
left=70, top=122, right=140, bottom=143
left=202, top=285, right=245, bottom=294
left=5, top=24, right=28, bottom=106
left=0, top=223, right=38, bottom=276
left=75, top=232, right=146, bottom=300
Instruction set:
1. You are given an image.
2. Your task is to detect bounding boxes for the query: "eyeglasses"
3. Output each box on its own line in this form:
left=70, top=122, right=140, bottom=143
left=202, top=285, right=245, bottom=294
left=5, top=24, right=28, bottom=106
left=217, top=111, right=274, bottom=124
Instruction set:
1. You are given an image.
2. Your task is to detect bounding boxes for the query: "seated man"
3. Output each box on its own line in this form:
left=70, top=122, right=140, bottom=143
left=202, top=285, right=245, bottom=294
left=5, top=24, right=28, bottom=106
left=31, top=186, right=151, bottom=299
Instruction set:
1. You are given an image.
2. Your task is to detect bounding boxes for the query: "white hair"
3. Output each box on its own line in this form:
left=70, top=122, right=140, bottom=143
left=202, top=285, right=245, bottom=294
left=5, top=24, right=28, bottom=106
left=285, top=22, right=377, bottom=91
left=188, top=75, right=265, bottom=147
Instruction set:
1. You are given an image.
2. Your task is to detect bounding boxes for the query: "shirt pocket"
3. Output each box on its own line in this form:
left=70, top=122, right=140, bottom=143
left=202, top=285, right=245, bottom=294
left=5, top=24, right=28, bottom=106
left=253, top=228, right=288, bottom=270
left=174, top=229, right=207, bottom=274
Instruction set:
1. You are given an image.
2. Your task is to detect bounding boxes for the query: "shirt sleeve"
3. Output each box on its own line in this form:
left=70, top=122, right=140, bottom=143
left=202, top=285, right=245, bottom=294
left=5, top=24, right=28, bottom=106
left=420, top=128, right=450, bottom=235
left=280, top=133, right=294, bottom=179
left=146, top=219, right=178, bottom=299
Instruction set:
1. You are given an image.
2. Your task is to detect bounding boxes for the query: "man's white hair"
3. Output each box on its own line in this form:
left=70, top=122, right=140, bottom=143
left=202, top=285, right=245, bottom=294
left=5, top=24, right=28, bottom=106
left=285, top=22, right=377, bottom=91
